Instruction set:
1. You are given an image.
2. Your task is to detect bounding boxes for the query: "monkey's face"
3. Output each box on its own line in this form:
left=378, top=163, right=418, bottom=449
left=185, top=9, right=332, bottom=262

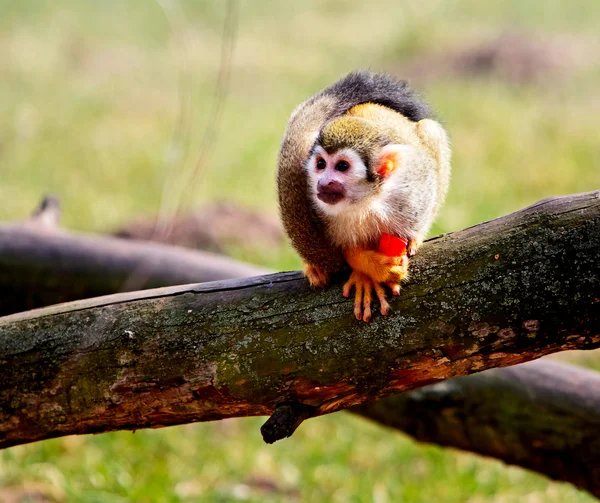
left=306, top=145, right=375, bottom=216
left=306, top=116, right=410, bottom=218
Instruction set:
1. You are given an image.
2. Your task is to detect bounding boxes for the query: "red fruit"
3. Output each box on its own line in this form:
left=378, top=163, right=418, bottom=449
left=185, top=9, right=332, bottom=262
left=379, top=233, right=408, bottom=257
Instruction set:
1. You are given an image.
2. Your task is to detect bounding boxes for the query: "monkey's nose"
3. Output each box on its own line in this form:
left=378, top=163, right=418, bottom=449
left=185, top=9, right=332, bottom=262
left=317, top=180, right=345, bottom=205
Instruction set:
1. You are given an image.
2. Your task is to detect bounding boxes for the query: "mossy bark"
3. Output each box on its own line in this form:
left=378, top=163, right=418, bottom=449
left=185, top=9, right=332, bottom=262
left=1, top=191, right=599, bottom=456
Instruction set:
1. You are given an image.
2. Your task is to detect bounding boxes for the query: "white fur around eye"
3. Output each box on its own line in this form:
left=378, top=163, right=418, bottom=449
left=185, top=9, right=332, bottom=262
left=334, top=149, right=367, bottom=179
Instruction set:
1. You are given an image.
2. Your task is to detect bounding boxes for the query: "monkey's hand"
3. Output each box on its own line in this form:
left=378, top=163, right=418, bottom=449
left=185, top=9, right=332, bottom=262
left=342, top=271, right=389, bottom=322
left=343, top=248, right=409, bottom=321
left=344, top=248, right=408, bottom=287
left=303, top=262, right=329, bottom=288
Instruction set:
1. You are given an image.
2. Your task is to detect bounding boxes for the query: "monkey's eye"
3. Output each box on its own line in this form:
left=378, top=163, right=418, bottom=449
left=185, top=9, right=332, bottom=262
left=316, top=158, right=327, bottom=170
left=335, top=160, right=350, bottom=172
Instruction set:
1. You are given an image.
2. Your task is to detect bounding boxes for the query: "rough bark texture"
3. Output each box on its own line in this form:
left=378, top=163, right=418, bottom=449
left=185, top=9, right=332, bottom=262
left=1, top=190, right=599, bottom=454
left=353, top=359, right=600, bottom=497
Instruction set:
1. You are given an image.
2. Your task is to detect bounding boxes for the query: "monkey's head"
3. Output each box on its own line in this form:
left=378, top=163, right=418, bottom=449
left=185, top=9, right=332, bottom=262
left=306, top=115, right=408, bottom=216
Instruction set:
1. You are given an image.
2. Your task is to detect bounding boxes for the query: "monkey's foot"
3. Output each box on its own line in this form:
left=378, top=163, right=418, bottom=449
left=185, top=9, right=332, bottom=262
left=303, top=263, right=328, bottom=288
left=343, top=271, right=390, bottom=322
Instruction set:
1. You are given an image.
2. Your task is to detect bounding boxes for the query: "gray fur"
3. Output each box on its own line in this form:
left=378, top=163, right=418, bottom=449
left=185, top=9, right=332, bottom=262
left=313, top=70, right=432, bottom=124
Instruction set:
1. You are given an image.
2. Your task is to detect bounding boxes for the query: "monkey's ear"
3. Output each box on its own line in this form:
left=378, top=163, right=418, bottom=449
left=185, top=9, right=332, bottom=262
left=375, top=144, right=411, bottom=177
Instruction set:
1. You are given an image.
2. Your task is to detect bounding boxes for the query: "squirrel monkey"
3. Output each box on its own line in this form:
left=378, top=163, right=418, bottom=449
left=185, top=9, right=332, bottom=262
left=277, top=70, right=450, bottom=321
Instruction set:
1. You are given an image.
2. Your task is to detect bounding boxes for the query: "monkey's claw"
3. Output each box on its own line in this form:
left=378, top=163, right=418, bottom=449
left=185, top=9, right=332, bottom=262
left=303, top=263, right=328, bottom=288
left=343, top=271, right=390, bottom=322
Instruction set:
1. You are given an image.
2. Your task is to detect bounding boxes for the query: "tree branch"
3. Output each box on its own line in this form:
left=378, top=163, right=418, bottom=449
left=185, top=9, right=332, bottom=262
left=1, top=190, right=599, bottom=453
left=0, top=203, right=268, bottom=316
left=353, top=359, right=600, bottom=496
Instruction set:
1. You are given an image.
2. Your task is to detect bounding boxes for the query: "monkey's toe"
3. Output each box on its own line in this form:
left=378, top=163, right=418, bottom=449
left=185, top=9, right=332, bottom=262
left=303, top=263, right=328, bottom=288
left=343, top=271, right=389, bottom=322
left=343, top=271, right=370, bottom=322
left=386, top=281, right=401, bottom=296
left=373, top=282, right=390, bottom=315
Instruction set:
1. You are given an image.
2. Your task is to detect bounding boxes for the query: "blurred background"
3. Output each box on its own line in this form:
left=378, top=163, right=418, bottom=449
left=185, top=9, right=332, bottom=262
left=1, top=0, right=599, bottom=501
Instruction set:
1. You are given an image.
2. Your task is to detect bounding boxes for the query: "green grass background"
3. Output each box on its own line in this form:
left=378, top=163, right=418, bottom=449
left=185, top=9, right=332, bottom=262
left=1, top=1, right=599, bottom=501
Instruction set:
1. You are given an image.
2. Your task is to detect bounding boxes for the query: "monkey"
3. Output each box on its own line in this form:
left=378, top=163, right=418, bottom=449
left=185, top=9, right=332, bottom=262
left=277, top=70, right=450, bottom=321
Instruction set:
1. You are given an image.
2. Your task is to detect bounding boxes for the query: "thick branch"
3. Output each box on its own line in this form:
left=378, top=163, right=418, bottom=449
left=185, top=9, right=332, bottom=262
left=1, top=190, right=599, bottom=453
left=0, top=219, right=268, bottom=316
left=353, top=359, right=600, bottom=496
